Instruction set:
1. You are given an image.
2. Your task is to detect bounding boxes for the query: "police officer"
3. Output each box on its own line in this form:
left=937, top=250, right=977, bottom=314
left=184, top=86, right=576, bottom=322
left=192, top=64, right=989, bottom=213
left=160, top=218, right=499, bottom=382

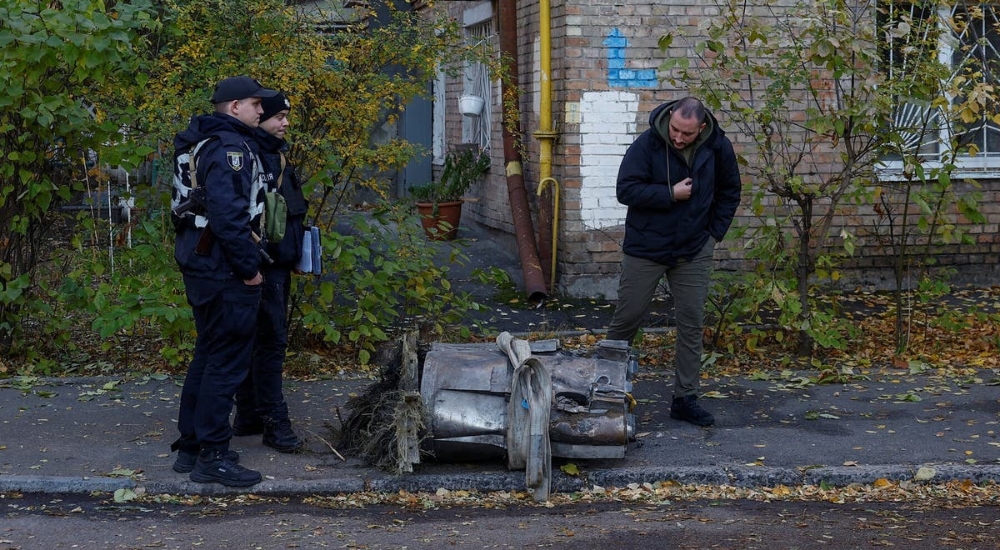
left=232, top=92, right=308, bottom=453
left=170, top=76, right=277, bottom=487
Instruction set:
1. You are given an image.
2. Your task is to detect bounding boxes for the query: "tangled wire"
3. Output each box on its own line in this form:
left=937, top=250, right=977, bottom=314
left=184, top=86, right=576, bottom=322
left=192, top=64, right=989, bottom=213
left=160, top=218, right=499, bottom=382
left=336, top=334, right=430, bottom=474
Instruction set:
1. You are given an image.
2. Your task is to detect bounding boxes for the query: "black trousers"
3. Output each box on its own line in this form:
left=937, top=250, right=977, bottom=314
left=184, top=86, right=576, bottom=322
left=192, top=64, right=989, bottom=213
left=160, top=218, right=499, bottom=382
left=235, top=267, right=292, bottom=423
left=175, top=276, right=261, bottom=452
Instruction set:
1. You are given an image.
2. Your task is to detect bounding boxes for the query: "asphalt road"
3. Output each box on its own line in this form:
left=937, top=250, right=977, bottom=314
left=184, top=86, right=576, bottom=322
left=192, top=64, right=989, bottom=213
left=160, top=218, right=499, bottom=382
left=2, top=491, right=998, bottom=549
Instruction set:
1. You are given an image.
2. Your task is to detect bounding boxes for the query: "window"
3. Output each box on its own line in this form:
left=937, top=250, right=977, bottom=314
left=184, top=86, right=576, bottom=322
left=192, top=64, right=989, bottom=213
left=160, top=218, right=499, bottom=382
left=880, top=0, right=1000, bottom=172
left=462, top=18, right=494, bottom=152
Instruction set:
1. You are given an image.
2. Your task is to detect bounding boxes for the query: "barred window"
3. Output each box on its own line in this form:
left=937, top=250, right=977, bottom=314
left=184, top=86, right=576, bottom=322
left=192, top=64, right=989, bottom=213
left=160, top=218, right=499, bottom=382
left=462, top=18, right=494, bottom=152
left=880, top=0, right=1000, bottom=171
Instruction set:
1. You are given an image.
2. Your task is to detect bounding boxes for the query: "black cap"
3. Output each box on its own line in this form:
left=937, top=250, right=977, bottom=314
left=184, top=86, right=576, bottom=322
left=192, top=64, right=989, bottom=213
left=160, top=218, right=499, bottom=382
left=210, top=76, right=278, bottom=103
left=260, top=92, right=291, bottom=123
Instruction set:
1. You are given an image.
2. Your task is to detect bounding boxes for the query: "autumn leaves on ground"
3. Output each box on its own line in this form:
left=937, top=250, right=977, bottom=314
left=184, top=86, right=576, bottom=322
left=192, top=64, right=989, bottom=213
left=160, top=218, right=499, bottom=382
left=63, top=285, right=1000, bottom=381
left=558, top=286, right=1000, bottom=383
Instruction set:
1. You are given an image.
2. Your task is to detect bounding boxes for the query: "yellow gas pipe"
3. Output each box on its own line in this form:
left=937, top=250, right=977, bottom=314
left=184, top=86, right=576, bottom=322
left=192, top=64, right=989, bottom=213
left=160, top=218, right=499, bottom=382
left=534, top=0, right=559, bottom=294
left=536, top=177, right=559, bottom=294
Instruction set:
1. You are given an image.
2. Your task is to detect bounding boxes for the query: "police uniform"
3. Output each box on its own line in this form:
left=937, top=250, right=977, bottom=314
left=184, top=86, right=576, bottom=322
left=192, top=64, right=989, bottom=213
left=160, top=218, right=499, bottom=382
left=232, top=93, right=309, bottom=452
left=170, top=77, right=276, bottom=487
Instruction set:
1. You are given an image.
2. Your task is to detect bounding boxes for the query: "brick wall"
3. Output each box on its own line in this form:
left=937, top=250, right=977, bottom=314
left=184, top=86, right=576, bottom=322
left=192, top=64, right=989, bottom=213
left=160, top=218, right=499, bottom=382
left=436, top=0, right=1000, bottom=298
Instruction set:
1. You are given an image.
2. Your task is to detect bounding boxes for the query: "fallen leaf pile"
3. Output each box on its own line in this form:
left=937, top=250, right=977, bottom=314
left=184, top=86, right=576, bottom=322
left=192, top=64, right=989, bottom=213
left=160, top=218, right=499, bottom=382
left=616, top=288, right=1000, bottom=379
left=116, top=478, right=999, bottom=511
left=312, top=478, right=1000, bottom=509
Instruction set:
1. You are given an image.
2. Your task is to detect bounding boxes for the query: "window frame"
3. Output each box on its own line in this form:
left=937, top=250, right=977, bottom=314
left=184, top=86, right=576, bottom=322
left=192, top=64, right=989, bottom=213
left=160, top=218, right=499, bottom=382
left=877, top=0, right=1000, bottom=178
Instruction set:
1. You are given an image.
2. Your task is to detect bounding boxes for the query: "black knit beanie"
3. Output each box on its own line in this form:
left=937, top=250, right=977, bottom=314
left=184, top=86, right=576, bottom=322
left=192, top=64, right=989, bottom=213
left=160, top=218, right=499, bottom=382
left=260, top=92, right=290, bottom=122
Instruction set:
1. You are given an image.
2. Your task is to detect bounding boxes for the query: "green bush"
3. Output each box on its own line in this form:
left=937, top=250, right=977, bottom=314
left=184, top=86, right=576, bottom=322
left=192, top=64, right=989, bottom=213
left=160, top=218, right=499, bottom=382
left=15, top=209, right=191, bottom=374
left=0, top=0, right=156, bottom=355
left=291, top=203, right=482, bottom=366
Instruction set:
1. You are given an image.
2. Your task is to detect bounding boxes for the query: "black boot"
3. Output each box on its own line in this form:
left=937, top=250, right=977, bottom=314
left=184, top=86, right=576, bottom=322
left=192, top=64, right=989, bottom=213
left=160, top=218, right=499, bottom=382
left=670, top=395, right=715, bottom=426
left=173, top=447, right=239, bottom=474
left=263, top=416, right=304, bottom=453
left=170, top=437, right=239, bottom=473
left=189, top=448, right=262, bottom=487
left=232, top=410, right=264, bottom=437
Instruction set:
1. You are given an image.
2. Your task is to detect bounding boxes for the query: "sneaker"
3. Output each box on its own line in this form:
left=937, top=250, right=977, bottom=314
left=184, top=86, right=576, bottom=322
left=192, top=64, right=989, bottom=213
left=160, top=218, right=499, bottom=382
left=172, top=449, right=239, bottom=474
left=189, top=449, right=262, bottom=487
left=263, top=417, right=304, bottom=453
left=232, top=412, right=264, bottom=437
left=670, top=395, right=715, bottom=427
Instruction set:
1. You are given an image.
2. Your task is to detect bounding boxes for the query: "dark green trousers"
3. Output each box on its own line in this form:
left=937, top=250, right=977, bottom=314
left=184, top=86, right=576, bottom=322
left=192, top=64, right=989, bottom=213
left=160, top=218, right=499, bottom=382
left=607, top=238, right=715, bottom=397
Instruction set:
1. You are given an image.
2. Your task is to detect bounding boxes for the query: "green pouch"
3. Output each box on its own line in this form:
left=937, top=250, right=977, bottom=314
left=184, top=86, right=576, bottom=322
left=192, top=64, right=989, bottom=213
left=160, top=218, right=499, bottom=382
left=264, top=191, right=287, bottom=242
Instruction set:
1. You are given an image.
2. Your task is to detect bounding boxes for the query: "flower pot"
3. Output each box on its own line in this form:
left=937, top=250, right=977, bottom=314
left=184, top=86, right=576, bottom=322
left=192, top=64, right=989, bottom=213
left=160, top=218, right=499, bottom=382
left=416, top=200, right=463, bottom=241
left=459, top=95, right=485, bottom=117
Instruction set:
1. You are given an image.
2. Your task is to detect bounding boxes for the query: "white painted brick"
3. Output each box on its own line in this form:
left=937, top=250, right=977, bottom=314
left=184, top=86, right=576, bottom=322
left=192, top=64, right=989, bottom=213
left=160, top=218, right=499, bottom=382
left=579, top=91, right=636, bottom=230
left=600, top=196, right=625, bottom=209
left=597, top=133, right=627, bottom=145
left=583, top=145, right=629, bottom=158
left=580, top=164, right=620, bottom=179
left=580, top=197, right=601, bottom=212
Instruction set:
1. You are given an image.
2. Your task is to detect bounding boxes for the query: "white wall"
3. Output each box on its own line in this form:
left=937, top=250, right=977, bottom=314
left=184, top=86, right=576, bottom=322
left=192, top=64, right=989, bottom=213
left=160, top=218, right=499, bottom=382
left=578, top=90, right=638, bottom=230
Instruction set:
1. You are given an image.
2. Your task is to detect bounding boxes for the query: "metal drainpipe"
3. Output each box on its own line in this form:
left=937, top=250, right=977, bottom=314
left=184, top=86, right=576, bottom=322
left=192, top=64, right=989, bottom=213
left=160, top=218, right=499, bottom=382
left=498, top=0, right=547, bottom=303
left=533, top=0, right=559, bottom=293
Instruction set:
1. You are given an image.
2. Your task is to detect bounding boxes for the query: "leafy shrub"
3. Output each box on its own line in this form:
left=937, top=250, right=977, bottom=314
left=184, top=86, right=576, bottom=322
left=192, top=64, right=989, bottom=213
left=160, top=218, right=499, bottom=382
left=290, top=203, right=482, bottom=365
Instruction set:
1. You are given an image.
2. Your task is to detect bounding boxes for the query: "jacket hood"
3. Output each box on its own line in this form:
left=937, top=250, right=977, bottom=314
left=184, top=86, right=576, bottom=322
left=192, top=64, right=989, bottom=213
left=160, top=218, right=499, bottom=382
left=173, top=112, right=253, bottom=151
left=649, top=99, right=721, bottom=151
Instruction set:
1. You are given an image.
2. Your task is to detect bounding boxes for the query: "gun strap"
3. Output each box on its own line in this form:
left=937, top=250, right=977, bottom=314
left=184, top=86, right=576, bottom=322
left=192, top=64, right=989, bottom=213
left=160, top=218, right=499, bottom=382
left=189, top=154, right=198, bottom=189
left=276, top=152, right=285, bottom=190
left=189, top=138, right=215, bottom=190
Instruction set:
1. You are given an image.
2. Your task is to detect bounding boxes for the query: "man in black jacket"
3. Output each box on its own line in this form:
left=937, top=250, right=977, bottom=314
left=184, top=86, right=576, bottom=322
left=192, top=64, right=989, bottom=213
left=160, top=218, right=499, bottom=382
left=232, top=92, right=308, bottom=453
left=170, top=76, right=276, bottom=486
left=607, top=96, right=742, bottom=427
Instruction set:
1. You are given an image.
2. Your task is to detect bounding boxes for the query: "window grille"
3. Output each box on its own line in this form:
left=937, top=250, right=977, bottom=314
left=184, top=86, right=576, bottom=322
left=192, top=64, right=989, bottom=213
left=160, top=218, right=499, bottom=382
left=880, top=0, right=1000, bottom=172
left=462, top=19, right=494, bottom=152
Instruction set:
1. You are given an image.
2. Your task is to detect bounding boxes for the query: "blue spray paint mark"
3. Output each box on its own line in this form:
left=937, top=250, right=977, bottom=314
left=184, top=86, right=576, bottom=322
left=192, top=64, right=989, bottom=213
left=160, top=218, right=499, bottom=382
left=604, top=28, right=658, bottom=88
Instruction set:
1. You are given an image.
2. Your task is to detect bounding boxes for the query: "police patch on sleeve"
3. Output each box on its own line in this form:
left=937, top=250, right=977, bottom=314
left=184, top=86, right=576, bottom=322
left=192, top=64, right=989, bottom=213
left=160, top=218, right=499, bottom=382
left=227, top=151, right=244, bottom=171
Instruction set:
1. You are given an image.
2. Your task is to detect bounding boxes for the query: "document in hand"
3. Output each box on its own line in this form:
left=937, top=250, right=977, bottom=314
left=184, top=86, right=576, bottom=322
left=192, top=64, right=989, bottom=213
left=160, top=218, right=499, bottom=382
left=310, top=226, right=321, bottom=275
left=296, top=226, right=322, bottom=275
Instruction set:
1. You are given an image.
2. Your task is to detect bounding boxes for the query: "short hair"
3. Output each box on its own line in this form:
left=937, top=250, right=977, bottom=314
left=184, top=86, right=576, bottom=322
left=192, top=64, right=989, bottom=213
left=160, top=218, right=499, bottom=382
left=673, top=97, right=705, bottom=122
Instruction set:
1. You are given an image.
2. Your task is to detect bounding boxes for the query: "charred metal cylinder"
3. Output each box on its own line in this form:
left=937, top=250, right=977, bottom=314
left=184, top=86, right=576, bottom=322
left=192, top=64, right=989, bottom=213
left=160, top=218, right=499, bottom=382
left=420, top=339, right=637, bottom=461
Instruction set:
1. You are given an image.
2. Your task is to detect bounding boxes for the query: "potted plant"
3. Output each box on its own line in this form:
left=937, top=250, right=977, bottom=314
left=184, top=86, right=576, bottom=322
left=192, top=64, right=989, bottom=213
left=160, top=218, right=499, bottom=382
left=410, top=147, right=490, bottom=240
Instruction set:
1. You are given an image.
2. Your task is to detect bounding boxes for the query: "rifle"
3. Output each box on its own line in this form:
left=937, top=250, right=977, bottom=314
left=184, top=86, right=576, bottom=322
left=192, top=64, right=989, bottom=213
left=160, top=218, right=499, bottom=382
left=171, top=186, right=208, bottom=218
left=171, top=188, right=216, bottom=255
left=250, top=231, right=274, bottom=265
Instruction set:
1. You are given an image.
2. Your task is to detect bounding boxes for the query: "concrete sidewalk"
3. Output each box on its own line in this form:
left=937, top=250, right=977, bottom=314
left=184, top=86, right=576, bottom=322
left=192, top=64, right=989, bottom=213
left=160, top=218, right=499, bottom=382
left=2, top=363, right=998, bottom=496
left=2, top=223, right=998, bottom=496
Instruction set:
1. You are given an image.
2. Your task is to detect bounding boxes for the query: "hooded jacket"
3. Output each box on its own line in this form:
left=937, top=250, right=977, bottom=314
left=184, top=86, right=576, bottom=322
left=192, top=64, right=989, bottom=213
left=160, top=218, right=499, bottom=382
left=616, top=100, right=742, bottom=266
left=253, top=127, right=308, bottom=268
left=173, top=112, right=264, bottom=281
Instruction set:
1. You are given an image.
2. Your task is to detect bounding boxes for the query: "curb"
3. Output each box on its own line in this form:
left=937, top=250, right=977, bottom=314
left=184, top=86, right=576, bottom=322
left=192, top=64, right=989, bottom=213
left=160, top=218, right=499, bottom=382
left=5, top=464, right=999, bottom=496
